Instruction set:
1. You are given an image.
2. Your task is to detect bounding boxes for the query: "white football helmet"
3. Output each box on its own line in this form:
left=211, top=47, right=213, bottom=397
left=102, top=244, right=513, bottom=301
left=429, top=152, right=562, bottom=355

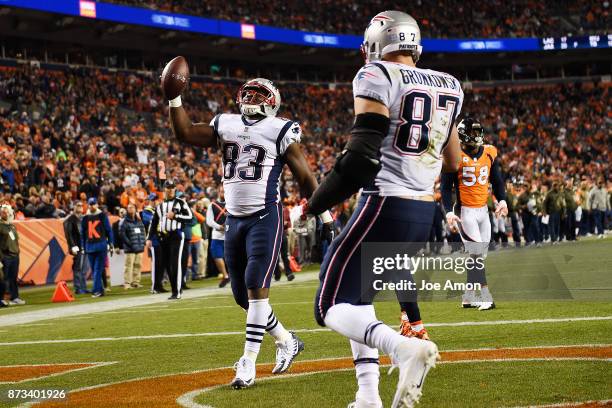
left=237, top=78, right=281, bottom=117
left=361, top=11, right=423, bottom=63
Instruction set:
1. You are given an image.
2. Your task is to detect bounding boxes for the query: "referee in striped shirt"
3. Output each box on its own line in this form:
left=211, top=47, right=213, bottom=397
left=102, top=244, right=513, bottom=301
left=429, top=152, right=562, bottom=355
left=146, top=180, right=193, bottom=299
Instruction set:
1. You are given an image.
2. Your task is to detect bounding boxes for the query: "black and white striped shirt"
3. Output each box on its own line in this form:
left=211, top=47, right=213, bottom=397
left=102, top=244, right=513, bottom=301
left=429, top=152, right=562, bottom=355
left=147, top=197, right=194, bottom=239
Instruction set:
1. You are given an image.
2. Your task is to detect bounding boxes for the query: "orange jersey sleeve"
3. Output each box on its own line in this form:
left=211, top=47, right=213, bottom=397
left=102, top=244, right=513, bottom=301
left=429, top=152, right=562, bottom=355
left=457, top=145, right=497, bottom=208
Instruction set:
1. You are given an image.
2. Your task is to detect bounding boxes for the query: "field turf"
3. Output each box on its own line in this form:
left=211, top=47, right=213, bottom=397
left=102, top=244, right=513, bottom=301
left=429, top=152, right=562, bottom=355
left=0, top=238, right=610, bottom=408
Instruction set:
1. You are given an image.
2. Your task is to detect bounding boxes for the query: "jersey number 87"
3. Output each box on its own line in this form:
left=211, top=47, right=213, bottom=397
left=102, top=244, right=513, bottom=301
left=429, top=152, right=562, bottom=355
left=394, top=91, right=459, bottom=155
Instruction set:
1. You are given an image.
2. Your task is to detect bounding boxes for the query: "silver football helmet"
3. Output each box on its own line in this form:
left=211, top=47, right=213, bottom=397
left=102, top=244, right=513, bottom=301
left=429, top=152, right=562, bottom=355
left=361, top=11, right=423, bottom=63
left=237, top=78, right=281, bottom=117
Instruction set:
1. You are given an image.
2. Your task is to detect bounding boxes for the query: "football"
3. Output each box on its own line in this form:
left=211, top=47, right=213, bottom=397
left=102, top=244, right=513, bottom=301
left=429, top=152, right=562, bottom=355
left=161, top=56, right=189, bottom=100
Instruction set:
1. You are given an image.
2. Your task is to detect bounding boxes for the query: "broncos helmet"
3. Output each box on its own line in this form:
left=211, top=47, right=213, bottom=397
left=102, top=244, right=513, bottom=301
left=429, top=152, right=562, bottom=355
left=361, top=11, right=423, bottom=63
left=457, top=118, right=484, bottom=147
left=237, top=78, right=281, bottom=117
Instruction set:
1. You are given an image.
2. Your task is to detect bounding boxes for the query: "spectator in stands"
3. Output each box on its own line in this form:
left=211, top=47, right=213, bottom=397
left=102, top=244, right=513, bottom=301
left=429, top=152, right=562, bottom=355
left=63, top=201, right=89, bottom=294
left=35, top=193, right=57, bottom=218
left=0, top=204, right=24, bottom=305
left=120, top=203, right=146, bottom=289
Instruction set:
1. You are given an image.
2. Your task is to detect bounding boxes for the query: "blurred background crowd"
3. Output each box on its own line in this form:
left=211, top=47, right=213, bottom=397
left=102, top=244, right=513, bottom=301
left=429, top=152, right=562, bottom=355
left=0, top=64, right=609, bottom=250
left=102, top=0, right=609, bottom=38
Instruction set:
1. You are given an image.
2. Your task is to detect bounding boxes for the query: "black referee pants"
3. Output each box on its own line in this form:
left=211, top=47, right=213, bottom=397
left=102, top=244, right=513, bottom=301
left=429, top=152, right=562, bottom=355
left=150, top=245, right=165, bottom=292
left=160, top=232, right=186, bottom=297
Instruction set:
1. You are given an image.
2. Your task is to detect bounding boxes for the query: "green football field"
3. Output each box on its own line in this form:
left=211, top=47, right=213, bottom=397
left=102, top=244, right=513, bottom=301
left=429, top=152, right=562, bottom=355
left=0, top=238, right=610, bottom=408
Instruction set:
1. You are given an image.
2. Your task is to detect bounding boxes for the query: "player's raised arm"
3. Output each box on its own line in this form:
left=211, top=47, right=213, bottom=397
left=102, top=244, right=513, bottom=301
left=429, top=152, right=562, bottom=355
left=161, top=56, right=217, bottom=148
left=306, top=96, right=389, bottom=215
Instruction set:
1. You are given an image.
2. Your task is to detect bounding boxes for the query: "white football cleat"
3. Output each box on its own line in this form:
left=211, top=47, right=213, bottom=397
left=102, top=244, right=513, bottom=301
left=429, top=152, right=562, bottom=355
left=230, top=357, right=255, bottom=389
left=461, top=291, right=476, bottom=308
left=390, top=338, right=439, bottom=408
left=347, top=397, right=383, bottom=408
left=272, top=332, right=304, bottom=374
left=478, top=291, right=495, bottom=310
left=470, top=293, right=483, bottom=309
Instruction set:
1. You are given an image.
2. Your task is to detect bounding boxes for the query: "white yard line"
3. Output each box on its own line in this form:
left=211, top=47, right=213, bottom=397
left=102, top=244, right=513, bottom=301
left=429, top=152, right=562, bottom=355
left=509, top=400, right=612, bottom=408
left=176, top=359, right=612, bottom=408
left=0, top=362, right=117, bottom=385
left=0, top=272, right=319, bottom=327
left=1, top=317, right=610, bottom=347
left=97, top=301, right=314, bottom=315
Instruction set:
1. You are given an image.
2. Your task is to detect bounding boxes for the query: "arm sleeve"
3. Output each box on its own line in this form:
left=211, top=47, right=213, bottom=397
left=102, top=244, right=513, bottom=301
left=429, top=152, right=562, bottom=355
left=441, top=172, right=458, bottom=213
left=206, top=205, right=222, bottom=230
left=490, top=158, right=506, bottom=202
left=352, top=63, right=392, bottom=106
left=174, top=199, right=194, bottom=223
left=146, top=207, right=160, bottom=241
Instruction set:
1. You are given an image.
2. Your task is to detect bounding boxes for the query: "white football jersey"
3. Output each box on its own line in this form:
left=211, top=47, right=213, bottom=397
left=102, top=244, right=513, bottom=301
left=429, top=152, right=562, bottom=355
left=211, top=113, right=301, bottom=216
left=353, top=61, right=464, bottom=196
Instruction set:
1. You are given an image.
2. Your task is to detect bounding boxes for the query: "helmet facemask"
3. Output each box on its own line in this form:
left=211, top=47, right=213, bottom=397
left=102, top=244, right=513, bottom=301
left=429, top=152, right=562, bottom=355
left=458, top=121, right=485, bottom=147
left=237, top=79, right=280, bottom=117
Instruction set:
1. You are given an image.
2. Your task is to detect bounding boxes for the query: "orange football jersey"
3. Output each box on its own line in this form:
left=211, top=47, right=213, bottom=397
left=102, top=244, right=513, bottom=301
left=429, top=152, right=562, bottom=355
left=457, top=145, right=497, bottom=208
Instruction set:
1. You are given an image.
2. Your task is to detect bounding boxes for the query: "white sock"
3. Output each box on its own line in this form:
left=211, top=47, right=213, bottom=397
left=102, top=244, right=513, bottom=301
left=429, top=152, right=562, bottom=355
left=266, top=308, right=292, bottom=343
left=244, top=299, right=269, bottom=362
left=324, top=303, right=406, bottom=356
left=351, top=339, right=381, bottom=404
left=481, top=286, right=491, bottom=298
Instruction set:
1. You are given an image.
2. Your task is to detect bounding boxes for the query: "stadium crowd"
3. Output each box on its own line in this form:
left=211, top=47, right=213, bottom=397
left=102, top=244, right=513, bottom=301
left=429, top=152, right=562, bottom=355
left=0, top=62, right=610, bottom=303
left=102, top=0, right=609, bottom=38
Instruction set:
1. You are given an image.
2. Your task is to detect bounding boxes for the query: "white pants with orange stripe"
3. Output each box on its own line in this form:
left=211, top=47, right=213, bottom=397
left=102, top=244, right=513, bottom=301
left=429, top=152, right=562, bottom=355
left=459, top=205, right=491, bottom=256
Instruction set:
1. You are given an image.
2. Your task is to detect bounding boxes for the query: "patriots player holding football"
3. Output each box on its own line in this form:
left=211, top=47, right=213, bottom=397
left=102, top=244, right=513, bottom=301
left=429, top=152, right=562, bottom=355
left=302, top=11, right=463, bottom=408
left=441, top=117, right=507, bottom=311
left=165, top=77, right=335, bottom=389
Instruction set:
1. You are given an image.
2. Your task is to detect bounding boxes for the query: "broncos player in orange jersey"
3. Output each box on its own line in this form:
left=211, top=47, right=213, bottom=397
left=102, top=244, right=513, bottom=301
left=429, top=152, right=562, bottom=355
left=441, top=118, right=507, bottom=311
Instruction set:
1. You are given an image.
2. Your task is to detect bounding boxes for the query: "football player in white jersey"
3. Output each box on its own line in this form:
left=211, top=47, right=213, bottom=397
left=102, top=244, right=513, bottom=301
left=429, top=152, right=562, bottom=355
left=302, top=11, right=463, bottom=408
left=164, top=76, right=334, bottom=389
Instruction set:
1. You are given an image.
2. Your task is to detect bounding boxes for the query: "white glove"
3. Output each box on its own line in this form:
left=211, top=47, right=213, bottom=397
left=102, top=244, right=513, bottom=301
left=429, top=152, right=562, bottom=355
left=71, top=246, right=80, bottom=255
left=495, top=200, right=508, bottom=217
left=446, top=212, right=460, bottom=232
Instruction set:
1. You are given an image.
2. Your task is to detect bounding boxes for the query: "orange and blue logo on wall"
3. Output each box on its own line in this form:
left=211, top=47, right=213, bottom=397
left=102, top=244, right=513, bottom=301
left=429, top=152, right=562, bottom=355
left=15, top=218, right=151, bottom=286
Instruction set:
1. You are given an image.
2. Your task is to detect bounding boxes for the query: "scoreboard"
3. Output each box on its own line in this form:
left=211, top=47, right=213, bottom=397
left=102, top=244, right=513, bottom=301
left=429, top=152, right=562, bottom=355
left=540, top=34, right=612, bottom=50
